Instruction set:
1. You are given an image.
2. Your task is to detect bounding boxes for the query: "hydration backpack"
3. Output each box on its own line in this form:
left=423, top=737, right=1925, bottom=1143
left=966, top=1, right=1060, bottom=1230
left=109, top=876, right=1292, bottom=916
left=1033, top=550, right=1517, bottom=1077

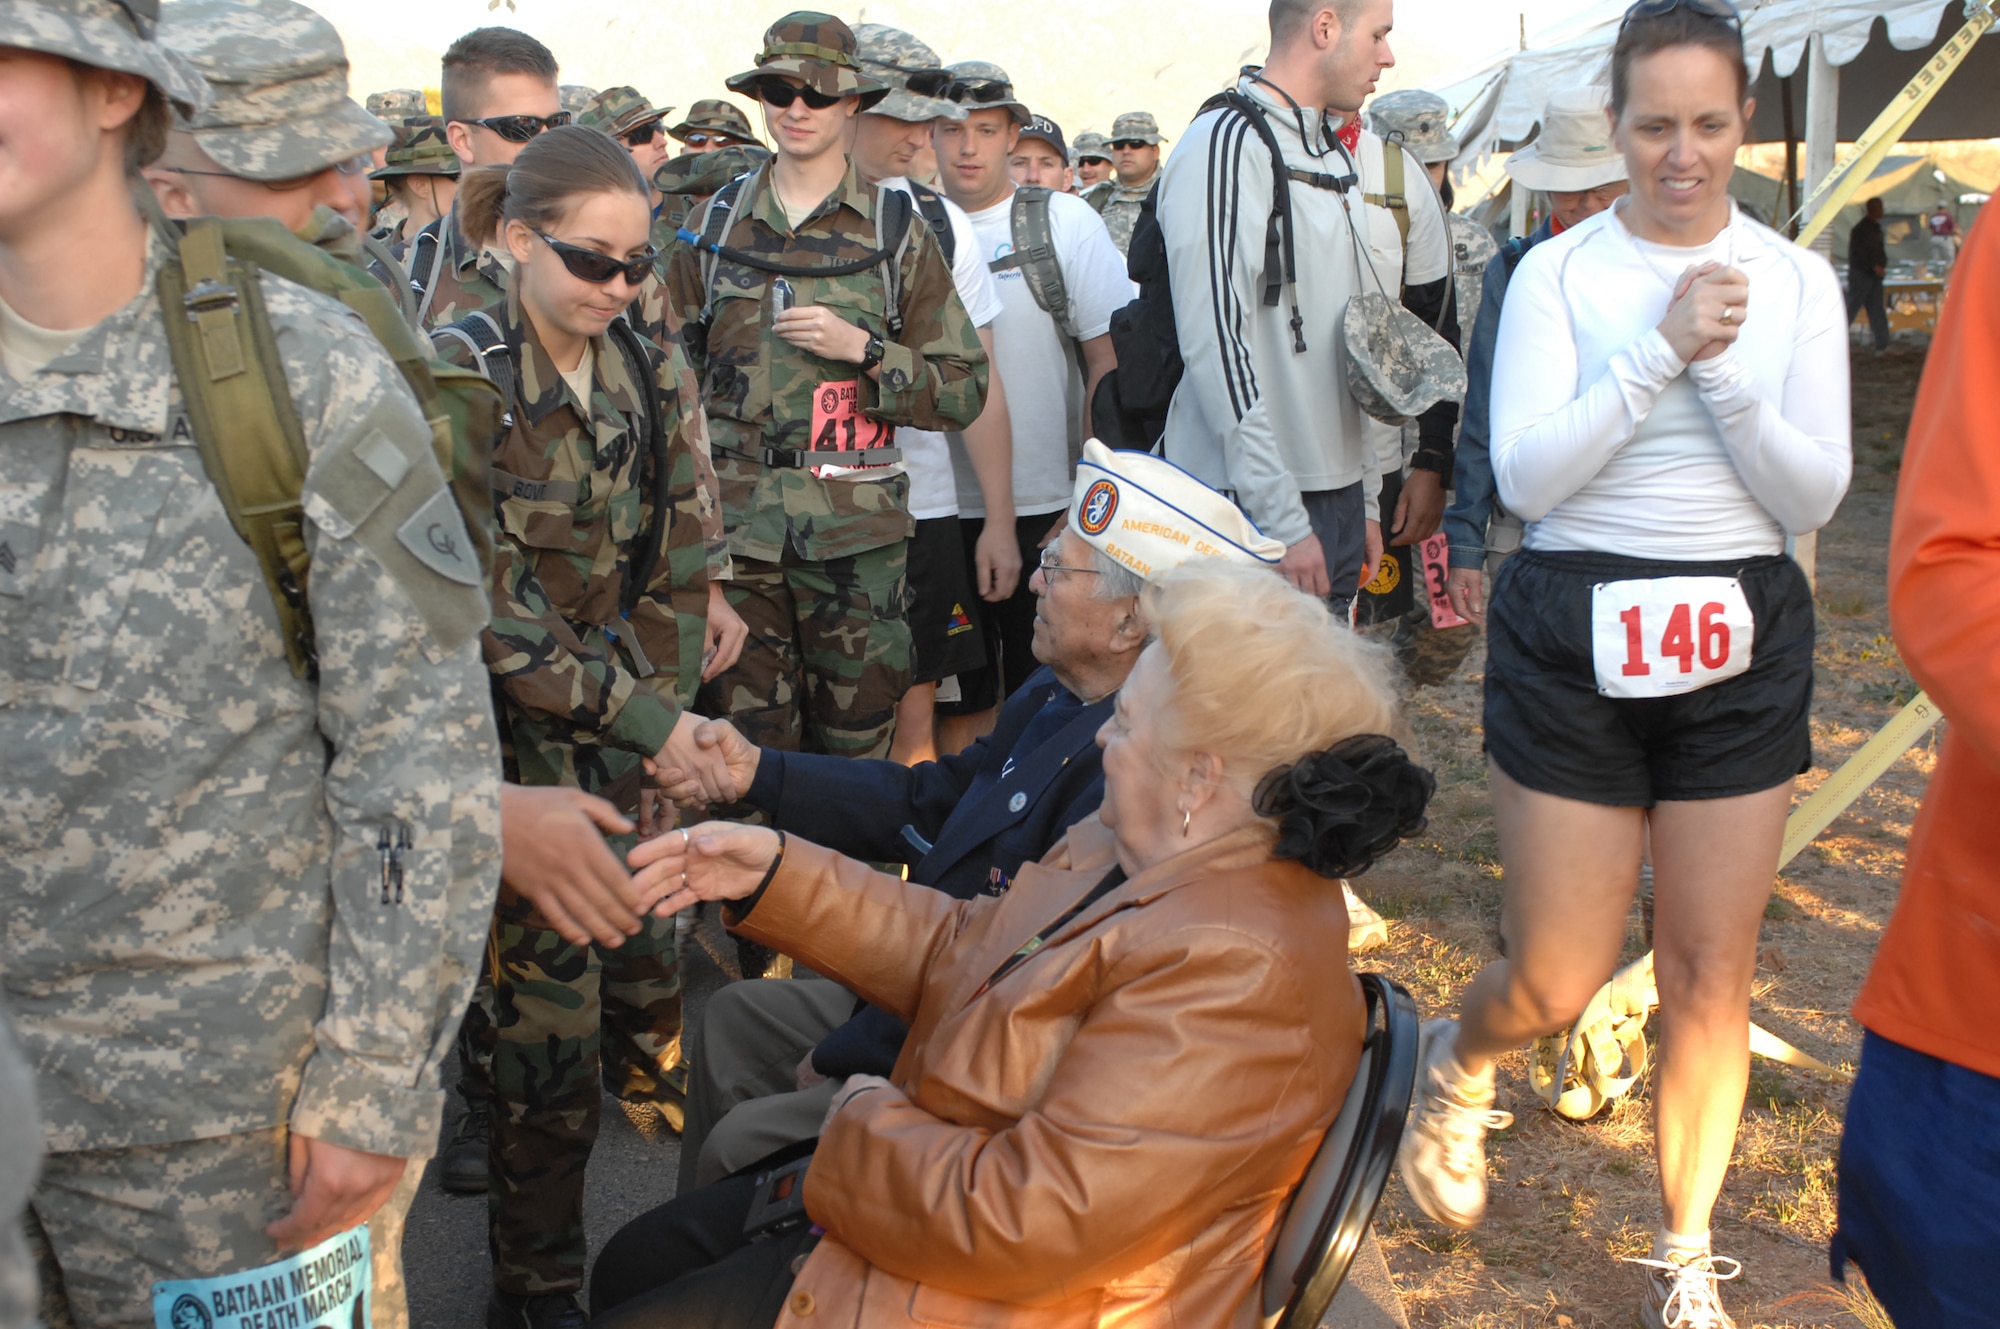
left=988, top=186, right=1071, bottom=330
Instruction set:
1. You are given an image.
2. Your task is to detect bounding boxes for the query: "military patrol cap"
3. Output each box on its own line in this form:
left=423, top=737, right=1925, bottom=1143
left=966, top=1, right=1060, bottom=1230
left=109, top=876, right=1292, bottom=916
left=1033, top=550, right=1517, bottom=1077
left=726, top=13, right=888, bottom=109
left=1339, top=291, right=1467, bottom=424
left=943, top=60, right=1031, bottom=126
left=370, top=115, right=459, bottom=179
left=854, top=24, right=964, bottom=123
left=159, top=0, right=391, bottom=181
left=365, top=87, right=425, bottom=118
left=1071, top=131, right=1112, bottom=165
left=9, top=0, right=212, bottom=117
left=579, top=86, right=674, bottom=139
left=1109, top=111, right=1166, bottom=145
left=668, top=98, right=759, bottom=144
left=1019, top=114, right=1067, bottom=161
left=559, top=84, right=600, bottom=117
left=653, top=141, right=772, bottom=200
left=1367, top=89, right=1457, bottom=164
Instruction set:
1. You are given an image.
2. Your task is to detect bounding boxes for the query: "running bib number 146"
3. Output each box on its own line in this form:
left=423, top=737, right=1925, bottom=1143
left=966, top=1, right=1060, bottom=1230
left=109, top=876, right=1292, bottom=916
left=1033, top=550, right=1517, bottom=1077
left=1590, top=576, right=1755, bottom=699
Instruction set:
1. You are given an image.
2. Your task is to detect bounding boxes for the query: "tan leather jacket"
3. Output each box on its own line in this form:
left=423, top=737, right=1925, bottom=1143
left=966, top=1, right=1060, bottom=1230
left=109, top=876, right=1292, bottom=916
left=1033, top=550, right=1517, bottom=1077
left=732, top=814, right=1364, bottom=1328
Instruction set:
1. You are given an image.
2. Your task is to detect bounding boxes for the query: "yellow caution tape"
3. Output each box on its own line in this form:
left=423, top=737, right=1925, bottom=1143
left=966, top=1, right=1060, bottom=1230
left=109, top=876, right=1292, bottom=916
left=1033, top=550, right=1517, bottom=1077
left=1779, top=691, right=1943, bottom=868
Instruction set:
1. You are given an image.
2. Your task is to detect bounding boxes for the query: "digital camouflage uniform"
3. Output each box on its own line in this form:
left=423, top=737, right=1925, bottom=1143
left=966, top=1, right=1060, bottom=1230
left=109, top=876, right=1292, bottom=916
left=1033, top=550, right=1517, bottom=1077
left=558, top=84, right=599, bottom=117
left=365, top=87, right=426, bottom=118
left=1099, top=110, right=1166, bottom=255
left=433, top=287, right=720, bottom=1297
left=670, top=14, right=987, bottom=761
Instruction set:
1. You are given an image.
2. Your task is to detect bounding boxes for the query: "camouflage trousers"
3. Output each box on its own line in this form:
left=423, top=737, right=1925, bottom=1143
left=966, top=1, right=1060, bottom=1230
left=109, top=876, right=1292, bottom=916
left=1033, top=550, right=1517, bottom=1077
left=700, top=541, right=912, bottom=759
left=488, top=888, right=682, bottom=1295
left=28, top=1127, right=420, bottom=1329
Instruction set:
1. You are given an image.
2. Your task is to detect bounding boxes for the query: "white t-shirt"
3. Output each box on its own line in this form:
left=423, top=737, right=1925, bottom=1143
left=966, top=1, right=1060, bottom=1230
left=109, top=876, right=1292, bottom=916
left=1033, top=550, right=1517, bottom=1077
left=953, top=187, right=1136, bottom=517
left=557, top=341, right=595, bottom=409
left=1489, top=203, right=1851, bottom=560
left=0, top=292, right=87, bottom=381
left=878, top=177, right=1005, bottom=522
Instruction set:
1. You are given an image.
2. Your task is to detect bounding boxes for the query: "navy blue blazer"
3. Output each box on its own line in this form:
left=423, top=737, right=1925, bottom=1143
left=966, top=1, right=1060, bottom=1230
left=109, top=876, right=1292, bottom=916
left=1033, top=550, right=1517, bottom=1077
left=744, top=665, right=1114, bottom=1076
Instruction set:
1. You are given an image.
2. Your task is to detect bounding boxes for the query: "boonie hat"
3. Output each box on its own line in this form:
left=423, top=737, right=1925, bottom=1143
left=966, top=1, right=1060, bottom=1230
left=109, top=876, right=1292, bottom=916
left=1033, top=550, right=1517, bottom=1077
left=653, top=141, right=772, bottom=200
left=365, top=88, right=425, bottom=118
left=1339, top=292, right=1467, bottom=425
left=943, top=60, right=1031, bottom=126
left=559, top=84, right=600, bottom=117
left=579, top=86, right=673, bottom=139
left=726, top=12, right=887, bottom=109
left=1366, top=90, right=1457, bottom=164
left=1068, top=439, right=1283, bottom=580
left=1018, top=114, right=1067, bottom=161
left=369, top=115, right=459, bottom=179
left=1109, top=111, right=1166, bottom=145
left=10, top=0, right=211, bottom=117
left=159, top=0, right=391, bottom=181
left=1505, top=86, right=1628, bottom=192
left=854, top=24, right=964, bottom=123
left=669, top=98, right=759, bottom=144
left=1071, top=130, right=1112, bottom=165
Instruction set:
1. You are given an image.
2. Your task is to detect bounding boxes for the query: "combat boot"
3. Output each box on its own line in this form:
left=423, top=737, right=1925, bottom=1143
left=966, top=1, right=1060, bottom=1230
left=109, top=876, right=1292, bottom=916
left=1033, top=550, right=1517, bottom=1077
left=487, top=1290, right=587, bottom=1329
left=439, top=1099, right=490, bottom=1195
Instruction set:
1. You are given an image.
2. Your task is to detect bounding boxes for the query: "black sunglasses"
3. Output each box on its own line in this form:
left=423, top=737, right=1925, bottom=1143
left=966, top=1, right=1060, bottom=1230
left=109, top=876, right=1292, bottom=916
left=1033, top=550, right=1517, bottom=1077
left=537, top=232, right=658, bottom=286
left=622, top=122, right=665, bottom=147
left=681, top=132, right=739, bottom=148
left=1620, top=0, right=1743, bottom=32
left=463, top=111, right=571, bottom=143
left=1109, top=138, right=1152, bottom=151
left=932, top=77, right=1018, bottom=106
left=750, top=79, right=843, bottom=111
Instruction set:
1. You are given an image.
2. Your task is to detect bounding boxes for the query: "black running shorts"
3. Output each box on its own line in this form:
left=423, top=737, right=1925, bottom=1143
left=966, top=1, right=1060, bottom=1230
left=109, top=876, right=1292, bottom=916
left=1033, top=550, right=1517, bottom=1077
left=905, top=516, right=988, bottom=686
left=1483, top=549, right=1814, bottom=806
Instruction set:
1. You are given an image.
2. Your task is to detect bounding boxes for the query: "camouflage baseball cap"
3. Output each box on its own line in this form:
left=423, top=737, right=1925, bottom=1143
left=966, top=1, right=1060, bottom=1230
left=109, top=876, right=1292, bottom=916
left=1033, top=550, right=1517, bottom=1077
left=365, top=88, right=425, bottom=118
left=1071, top=130, right=1112, bottom=165
left=725, top=12, right=887, bottom=108
left=1367, top=90, right=1458, bottom=165
left=668, top=98, right=758, bottom=144
left=854, top=24, right=963, bottom=123
left=579, top=86, right=674, bottom=139
left=159, top=0, right=391, bottom=182
left=942, top=60, right=1030, bottom=126
left=369, top=115, right=459, bottom=179
left=559, top=84, right=600, bottom=117
left=1110, top=111, right=1166, bottom=145
left=653, top=141, right=772, bottom=202
left=8, top=0, right=211, bottom=117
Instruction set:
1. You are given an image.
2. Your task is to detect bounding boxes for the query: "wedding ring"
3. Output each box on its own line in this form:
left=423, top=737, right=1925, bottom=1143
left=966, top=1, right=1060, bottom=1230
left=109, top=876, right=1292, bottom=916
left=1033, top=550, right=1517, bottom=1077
left=1720, top=307, right=1733, bottom=325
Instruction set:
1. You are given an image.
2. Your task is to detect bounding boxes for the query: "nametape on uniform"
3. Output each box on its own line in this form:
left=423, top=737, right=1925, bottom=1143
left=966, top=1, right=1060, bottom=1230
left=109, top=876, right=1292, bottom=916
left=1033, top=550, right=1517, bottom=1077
left=1590, top=576, right=1754, bottom=699
left=152, top=1224, right=368, bottom=1329
left=397, top=488, right=483, bottom=587
left=1420, top=532, right=1468, bottom=629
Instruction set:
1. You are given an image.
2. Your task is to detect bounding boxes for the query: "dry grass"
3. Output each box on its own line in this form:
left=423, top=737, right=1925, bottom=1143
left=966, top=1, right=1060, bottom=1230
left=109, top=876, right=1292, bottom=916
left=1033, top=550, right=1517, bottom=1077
left=1356, top=337, right=1932, bottom=1327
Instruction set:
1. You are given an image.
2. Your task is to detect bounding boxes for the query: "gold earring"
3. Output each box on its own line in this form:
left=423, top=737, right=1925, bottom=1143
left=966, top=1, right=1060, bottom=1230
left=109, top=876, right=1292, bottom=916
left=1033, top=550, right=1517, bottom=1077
left=1181, top=806, right=1191, bottom=837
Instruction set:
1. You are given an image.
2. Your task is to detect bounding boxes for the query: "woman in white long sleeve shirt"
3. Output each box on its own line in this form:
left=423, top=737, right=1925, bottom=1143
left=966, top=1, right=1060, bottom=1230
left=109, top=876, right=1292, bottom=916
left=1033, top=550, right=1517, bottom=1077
left=1396, top=6, right=1851, bottom=1328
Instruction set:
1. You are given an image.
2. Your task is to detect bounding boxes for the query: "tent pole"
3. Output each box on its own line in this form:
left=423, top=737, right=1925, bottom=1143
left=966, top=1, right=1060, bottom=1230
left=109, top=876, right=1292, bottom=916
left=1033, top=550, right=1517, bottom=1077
left=1781, top=74, right=1801, bottom=239
left=1804, top=32, right=1841, bottom=260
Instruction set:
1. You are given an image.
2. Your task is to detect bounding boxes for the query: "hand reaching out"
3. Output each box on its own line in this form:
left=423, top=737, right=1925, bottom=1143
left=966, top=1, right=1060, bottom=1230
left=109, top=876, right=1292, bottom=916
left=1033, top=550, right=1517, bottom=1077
left=499, top=784, right=650, bottom=948
left=647, top=718, right=761, bottom=809
left=655, top=710, right=738, bottom=807
left=626, top=820, right=785, bottom=919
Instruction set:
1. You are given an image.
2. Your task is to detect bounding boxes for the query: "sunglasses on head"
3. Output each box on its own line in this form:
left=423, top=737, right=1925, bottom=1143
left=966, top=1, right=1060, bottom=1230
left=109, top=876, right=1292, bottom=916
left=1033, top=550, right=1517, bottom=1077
left=1109, top=138, right=1152, bottom=151
left=463, top=111, right=571, bottom=143
left=751, top=79, right=844, bottom=111
left=1619, top=0, right=1743, bottom=32
left=622, top=122, right=665, bottom=147
left=916, top=75, right=1017, bottom=106
left=537, top=232, right=658, bottom=286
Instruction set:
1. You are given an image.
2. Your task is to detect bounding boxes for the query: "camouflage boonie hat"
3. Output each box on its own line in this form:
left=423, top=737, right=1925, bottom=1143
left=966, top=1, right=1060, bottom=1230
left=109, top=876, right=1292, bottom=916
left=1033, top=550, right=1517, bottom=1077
left=365, top=87, right=425, bottom=118
left=854, top=24, right=963, bottom=123
left=1109, top=111, right=1166, bottom=145
left=1367, top=89, right=1458, bottom=165
left=725, top=12, right=888, bottom=109
left=653, top=142, right=772, bottom=202
left=1071, top=131, right=1112, bottom=164
left=559, top=84, right=600, bottom=117
left=1339, top=291, right=1467, bottom=424
left=942, top=60, right=1030, bottom=126
left=369, top=115, right=459, bottom=179
left=9, top=0, right=211, bottom=117
left=668, top=98, right=758, bottom=144
left=159, top=0, right=391, bottom=181
left=579, top=86, right=674, bottom=139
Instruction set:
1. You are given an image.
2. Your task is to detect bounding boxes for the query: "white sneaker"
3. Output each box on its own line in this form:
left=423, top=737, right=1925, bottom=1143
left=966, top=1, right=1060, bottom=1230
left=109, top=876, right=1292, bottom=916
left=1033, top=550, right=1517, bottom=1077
left=1629, top=1250, right=1742, bottom=1328
left=1342, top=880, right=1389, bottom=952
left=1395, top=1019, right=1513, bottom=1228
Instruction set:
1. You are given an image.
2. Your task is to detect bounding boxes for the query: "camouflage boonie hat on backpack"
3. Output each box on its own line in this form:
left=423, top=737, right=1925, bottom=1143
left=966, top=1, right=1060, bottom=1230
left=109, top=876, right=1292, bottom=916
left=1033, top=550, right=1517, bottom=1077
left=1071, top=131, right=1112, bottom=165
left=726, top=12, right=888, bottom=109
left=942, top=60, right=1031, bottom=125
left=369, top=115, right=459, bottom=179
left=1340, top=291, right=1468, bottom=424
left=365, top=87, right=425, bottom=118
left=653, top=142, right=772, bottom=201
left=159, top=0, right=391, bottom=181
left=1110, top=111, right=1166, bottom=145
left=854, top=24, right=964, bottom=123
left=559, top=84, right=600, bottom=117
left=10, top=0, right=212, bottom=117
left=669, top=98, right=758, bottom=144
left=579, top=86, right=674, bottom=139
left=1367, top=89, right=1458, bottom=165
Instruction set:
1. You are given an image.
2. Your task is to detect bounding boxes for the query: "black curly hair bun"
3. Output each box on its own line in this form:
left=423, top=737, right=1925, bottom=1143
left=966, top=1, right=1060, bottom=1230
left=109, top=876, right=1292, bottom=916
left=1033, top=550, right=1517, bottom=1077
left=1252, top=735, right=1436, bottom=880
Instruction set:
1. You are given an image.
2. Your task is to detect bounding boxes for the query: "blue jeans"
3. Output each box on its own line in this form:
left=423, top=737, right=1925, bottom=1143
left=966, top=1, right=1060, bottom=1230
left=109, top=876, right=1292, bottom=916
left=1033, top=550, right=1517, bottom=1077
left=1833, top=1029, right=2000, bottom=1325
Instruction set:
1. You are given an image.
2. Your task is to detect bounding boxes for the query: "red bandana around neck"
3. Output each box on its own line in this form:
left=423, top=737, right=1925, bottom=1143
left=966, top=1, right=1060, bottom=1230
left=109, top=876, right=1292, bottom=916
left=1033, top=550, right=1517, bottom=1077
left=1333, top=115, right=1362, bottom=152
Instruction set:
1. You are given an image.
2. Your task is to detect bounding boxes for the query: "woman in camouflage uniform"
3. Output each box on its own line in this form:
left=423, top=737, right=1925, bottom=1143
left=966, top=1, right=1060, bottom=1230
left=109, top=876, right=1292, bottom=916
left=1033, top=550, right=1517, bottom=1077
left=437, top=125, right=732, bottom=1329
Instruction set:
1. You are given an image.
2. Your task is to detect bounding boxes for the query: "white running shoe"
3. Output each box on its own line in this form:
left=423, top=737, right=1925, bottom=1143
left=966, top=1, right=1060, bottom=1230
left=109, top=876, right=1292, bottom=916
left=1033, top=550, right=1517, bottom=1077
left=1342, top=880, right=1389, bottom=952
left=1395, top=1019, right=1513, bottom=1228
left=1629, top=1251, right=1742, bottom=1329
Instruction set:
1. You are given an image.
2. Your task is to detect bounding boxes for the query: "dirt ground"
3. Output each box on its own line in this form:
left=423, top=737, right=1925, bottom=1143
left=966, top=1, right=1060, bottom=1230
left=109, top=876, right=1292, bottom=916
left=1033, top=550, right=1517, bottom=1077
left=1358, top=333, right=1931, bottom=1329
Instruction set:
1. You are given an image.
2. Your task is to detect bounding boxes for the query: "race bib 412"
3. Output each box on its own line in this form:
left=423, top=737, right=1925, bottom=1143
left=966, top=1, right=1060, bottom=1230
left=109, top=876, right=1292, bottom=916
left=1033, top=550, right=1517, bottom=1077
left=1590, top=576, right=1755, bottom=699
left=153, top=1225, right=369, bottom=1329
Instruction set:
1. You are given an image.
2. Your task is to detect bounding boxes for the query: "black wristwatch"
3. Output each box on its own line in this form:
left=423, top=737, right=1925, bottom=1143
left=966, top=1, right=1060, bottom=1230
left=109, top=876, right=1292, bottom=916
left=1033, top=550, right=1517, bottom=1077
left=858, top=332, right=886, bottom=372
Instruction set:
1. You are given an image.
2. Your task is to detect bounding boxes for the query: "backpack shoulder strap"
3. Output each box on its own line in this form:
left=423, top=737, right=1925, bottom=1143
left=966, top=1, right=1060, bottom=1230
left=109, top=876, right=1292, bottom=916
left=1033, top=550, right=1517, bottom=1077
left=1363, top=141, right=1412, bottom=252
left=692, top=172, right=753, bottom=326
left=1207, top=89, right=1306, bottom=350
left=907, top=180, right=956, bottom=268
left=874, top=182, right=915, bottom=339
left=153, top=215, right=317, bottom=677
left=989, top=186, right=1072, bottom=331
left=604, top=318, right=670, bottom=631
left=359, top=227, right=421, bottom=332
left=408, top=218, right=448, bottom=329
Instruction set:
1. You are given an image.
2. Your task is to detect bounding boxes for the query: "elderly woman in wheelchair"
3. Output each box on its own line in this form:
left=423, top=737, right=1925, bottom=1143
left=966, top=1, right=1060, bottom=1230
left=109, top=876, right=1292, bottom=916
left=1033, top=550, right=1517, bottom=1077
left=592, top=560, right=1434, bottom=1329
